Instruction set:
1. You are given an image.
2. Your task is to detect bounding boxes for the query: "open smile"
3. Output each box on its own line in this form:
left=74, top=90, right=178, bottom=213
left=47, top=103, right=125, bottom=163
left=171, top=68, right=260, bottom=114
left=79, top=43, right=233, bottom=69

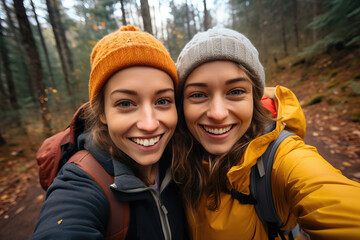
left=130, top=134, right=163, bottom=147
left=202, top=125, right=234, bottom=135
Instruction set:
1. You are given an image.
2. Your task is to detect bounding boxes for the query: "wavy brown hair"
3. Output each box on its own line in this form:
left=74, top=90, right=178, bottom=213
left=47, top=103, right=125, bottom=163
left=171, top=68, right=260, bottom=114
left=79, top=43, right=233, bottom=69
left=171, top=64, right=274, bottom=210
left=80, top=88, right=153, bottom=185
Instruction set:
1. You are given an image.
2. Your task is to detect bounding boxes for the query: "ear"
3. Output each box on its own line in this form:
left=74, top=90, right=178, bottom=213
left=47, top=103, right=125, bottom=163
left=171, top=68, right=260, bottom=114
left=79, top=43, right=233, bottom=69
left=99, top=113, right=107, bottom=124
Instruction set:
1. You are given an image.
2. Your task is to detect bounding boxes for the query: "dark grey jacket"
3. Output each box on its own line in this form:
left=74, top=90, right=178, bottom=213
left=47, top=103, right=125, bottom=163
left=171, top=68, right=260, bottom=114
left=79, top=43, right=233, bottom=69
left=31, top=132, right=188, bottom=240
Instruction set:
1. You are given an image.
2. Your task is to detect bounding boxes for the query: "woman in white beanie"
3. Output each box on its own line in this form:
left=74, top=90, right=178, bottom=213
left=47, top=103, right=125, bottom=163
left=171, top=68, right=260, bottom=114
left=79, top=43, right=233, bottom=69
left=172, top=27, right=360, bottom=240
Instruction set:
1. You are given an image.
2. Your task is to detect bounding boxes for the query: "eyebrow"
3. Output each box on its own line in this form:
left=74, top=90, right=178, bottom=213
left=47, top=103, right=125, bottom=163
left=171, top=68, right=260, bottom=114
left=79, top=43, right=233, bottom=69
left=110, top=88, right=174, bottom=96
left=226, top=77, right=248, bottom=85
left=184, top=77, right=249, bottom=90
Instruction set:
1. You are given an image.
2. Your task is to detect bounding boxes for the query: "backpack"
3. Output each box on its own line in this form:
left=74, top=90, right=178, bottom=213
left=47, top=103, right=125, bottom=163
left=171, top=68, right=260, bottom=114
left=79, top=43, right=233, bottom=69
left=230, top=129, right=301, bottom=240
left=36, top=102, right=129, bottom=240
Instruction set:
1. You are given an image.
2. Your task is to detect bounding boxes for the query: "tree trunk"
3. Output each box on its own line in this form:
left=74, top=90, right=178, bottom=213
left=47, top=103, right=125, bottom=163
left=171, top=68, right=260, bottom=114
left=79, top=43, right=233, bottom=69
left=203, top=0, right=209, bottom=30
left=46, top=0, right=72, bottom=96
left=158, top=0, right=165, bottom=41
left=257, top=0, right=265, bottom=56
left=0, top=19, right=18, bottom=110
left=185, top=0, right=192, bottom=41
left=119, top=0, right=127, bottom=26
left=30, top=0, right=56, bottom=89
left=1, top=0, right=36, bottom=103
left=140, top=0, right=153, bottom=34
left=152, top=4, right=157, bottom=38
left=52, top=0, right=74, bottom=73
left=13, top=0, right=52, bottom=136
left=292, top=0, right=299, bottom=50
left=0, top=132, right=6, bottom=146
left=281, top=0, right=288, bottom=56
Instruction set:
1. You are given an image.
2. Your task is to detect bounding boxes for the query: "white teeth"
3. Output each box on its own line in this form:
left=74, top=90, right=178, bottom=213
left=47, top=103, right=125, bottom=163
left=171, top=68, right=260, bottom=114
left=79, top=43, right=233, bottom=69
left=203, top=125, right=232, bottom=135
left=132, top=136, right=161, bottom=147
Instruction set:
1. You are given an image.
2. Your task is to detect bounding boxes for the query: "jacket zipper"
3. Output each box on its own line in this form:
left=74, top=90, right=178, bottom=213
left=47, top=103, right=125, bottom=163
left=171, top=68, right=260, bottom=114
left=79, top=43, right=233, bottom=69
left=111, top=169, right=173, bottom=240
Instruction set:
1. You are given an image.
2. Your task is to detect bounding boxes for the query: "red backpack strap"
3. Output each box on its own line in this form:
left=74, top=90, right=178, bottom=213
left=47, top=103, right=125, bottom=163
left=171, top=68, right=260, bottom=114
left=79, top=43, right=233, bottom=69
left=68, top=150, right=130, bottom=240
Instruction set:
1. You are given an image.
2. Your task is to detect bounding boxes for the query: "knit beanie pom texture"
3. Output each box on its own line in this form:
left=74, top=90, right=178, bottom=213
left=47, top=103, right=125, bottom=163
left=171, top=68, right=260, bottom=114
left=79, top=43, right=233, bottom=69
left=176, top=27, right=265, bottom=95
left=89, top=25, right=177, bottom=104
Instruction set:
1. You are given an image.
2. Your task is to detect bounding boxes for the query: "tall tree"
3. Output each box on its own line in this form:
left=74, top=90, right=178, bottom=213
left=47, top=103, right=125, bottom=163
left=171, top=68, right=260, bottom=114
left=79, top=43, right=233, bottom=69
left=30, top=0, right=56, bottom=89
left=140, top=0, right=153, bottom=34
left=185, top=0, right=192, bottom=41
left=13, top=0, right=52, bottom=135
left=119, top=0, right=127, bottom=26
left=46, top=0, right=72, bottom=96
left=0, top=18, right=18, bottom=110
left=292, top=0, right=300, bottom=50
left=203, top=0, right=209, bottom=30
left=1, top=0, right=35, bottom=102
left=0, top=132, right=5, bottom=146
left=280, top=0, right=288, bottom=56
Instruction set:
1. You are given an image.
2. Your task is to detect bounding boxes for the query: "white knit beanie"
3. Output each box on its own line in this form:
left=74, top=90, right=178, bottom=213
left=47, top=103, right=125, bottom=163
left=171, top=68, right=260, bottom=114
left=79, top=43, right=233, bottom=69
left=176, top=27, right=265, bottom=95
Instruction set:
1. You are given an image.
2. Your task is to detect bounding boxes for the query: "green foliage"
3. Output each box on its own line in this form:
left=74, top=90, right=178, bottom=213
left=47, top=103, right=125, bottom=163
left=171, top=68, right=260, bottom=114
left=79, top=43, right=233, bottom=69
left=350, top=110, right=360, bottom=122
left=301, top=0, right=360, bottom=55
left=301, top=94, right=325, bottom=107
left=327, top=78, right=340, bottom=89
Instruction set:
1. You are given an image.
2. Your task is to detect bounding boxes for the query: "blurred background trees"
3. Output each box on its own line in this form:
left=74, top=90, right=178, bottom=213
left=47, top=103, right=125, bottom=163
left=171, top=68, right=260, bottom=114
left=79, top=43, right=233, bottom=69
left=0, top=0, right=359, bottom=137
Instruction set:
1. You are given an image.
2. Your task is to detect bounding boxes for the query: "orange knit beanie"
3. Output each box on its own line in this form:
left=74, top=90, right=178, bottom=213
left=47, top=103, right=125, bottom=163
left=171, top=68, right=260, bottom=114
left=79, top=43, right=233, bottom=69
left=89, top=25, right=178, bottom=104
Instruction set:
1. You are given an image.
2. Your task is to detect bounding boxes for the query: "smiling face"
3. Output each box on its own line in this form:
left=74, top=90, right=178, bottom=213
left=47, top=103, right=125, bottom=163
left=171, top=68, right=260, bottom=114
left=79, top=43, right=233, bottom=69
left=100, top=66, right=177, bottom=169
left=183, top=61, right=254, bottom=155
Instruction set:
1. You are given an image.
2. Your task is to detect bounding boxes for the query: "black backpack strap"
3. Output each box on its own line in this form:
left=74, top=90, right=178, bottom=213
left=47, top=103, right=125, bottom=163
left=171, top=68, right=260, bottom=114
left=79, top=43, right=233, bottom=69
left=250, top=129, right=300, bottom=240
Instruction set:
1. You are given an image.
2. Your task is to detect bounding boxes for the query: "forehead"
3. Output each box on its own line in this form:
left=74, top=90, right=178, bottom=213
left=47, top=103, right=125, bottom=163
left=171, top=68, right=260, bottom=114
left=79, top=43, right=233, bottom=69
left=185, top=61, right=251, bottom=86
left=105, top=66, right=174, bottom=92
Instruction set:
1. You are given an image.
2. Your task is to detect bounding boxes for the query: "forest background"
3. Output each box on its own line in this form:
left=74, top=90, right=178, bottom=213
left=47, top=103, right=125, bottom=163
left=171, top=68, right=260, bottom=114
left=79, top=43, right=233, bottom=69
left=0, top=0, right=359, bottom=238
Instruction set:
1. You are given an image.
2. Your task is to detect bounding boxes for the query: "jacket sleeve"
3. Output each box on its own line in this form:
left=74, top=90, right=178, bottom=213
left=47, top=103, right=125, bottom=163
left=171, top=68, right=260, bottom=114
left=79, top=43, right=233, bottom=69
left=31, top=163, right=109, bottom=240
left=272, top=136, right=360, bottom=240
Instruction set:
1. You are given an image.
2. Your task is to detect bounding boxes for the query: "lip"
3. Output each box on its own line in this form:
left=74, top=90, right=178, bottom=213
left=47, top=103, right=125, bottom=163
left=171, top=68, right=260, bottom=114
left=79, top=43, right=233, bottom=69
left=129, top=134, right=164, bottom=151
left=200, top=124, right=235, bottom=140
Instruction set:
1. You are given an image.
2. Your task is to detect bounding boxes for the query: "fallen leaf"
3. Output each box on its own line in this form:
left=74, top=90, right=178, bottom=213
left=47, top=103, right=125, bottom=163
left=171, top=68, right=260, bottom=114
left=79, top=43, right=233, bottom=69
left=35, top=194, right=45, bottom=202
left=15, top=206, right=25, bottom=215
left=58, top=219, right=63, bottom=224
left=353, top=172, right=360, bottom=178
left=342, top=162, right=351, bottom=167
left=330, top=126, right=340, bottom=131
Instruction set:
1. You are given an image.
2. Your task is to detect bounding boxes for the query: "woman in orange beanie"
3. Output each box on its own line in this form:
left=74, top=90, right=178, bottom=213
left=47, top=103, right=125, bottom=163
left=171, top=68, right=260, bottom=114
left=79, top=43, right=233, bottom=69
left=31, top=26, right=188, bottom=240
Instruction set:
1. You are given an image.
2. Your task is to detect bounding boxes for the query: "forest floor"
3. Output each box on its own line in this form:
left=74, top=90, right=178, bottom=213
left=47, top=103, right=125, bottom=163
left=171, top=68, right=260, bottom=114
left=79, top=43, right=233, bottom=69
left=0, top=48, right=359, bottom=239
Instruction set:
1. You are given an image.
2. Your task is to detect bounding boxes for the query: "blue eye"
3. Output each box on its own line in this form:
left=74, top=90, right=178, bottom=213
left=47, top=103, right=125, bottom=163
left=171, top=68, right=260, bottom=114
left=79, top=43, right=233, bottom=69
left=190, top=93, right=205, bottom=98
left=157, top=98, right=172, bottom=106
left=116, top=100, right=135, bottom=108
left=228, top=89, right=244, bottom=96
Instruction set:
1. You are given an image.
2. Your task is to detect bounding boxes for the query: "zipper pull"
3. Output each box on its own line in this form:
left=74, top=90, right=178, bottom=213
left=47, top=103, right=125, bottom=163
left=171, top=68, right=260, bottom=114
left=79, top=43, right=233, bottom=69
left=159, top=200, right=168, bottom=215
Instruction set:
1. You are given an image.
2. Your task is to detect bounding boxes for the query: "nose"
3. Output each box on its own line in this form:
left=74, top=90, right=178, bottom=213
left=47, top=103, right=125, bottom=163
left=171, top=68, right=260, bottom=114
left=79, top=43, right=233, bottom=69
left=136, top=104, right=160, bottom=132
left=206, top=96, right=229, bottom=122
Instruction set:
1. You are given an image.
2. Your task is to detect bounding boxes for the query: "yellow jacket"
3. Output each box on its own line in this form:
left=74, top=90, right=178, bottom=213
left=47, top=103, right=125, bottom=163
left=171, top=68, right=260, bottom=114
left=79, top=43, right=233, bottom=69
left=186, top=86, right=360, bottom=240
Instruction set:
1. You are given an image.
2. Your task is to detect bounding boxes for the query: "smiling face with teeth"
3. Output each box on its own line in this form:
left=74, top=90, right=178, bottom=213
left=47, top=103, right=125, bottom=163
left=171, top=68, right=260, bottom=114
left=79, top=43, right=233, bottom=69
left=100, top=66, right=177, bottom=174
left=183, top=61, right=254, bottom=155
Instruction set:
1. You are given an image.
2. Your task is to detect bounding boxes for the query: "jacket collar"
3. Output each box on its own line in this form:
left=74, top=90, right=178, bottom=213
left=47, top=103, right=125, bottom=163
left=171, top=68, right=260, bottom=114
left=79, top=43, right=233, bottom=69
left=226, top=86, right=306, bottom=194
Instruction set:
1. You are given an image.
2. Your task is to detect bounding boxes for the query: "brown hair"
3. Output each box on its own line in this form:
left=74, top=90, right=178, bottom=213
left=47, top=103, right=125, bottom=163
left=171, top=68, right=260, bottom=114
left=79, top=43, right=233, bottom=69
left=81, top=88, right=153, bottom=185
left=171, top=64, right=274, bottom=210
